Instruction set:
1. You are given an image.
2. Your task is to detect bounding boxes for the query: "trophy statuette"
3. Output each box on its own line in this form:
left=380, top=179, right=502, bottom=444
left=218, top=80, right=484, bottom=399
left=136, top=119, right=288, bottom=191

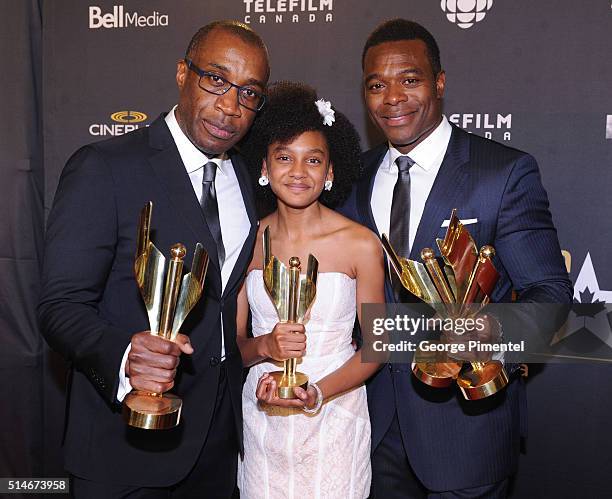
left=262, top=226, right=318, bottom=399
left=382, top=209, right=508, bottom=400
left=381, top=235, right=462, bottom=388
left=436, top=211, right=508, bottom=400
left=123, top=202, right=209, bottom=429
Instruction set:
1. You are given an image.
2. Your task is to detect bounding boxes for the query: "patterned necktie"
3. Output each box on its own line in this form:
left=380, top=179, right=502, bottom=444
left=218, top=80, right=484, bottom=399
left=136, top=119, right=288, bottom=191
left=201, top=161, right=225, bottom=268
left=389, top=155, right=415, bottom=300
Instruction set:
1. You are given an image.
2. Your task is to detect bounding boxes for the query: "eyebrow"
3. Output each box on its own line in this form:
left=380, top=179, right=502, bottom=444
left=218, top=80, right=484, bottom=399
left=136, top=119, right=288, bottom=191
left=271, top=146, right=326, bottom=155
left=207, top=62, right=265, bottom=89
left=364, top=67, right=424, bottom=83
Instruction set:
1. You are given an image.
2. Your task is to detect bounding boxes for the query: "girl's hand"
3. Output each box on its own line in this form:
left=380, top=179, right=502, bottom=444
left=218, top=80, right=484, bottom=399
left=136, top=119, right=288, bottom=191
left=264, top=323, right=306, bottom=362
left=255, top=372, right=318, bottom=409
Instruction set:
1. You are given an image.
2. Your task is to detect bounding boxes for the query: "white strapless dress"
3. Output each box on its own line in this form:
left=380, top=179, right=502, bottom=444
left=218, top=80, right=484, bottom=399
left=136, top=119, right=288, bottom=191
left=238, top=270, right=371, bottom=499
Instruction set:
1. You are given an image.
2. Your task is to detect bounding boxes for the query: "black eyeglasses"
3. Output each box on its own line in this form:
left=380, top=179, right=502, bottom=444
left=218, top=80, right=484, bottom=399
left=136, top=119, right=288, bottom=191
left=184, top=58, right=266, bottom=112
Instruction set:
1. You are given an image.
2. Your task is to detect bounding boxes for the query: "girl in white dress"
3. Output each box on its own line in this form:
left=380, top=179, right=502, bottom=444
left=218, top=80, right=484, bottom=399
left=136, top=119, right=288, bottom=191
left=236, top=82, right=385, bottom=499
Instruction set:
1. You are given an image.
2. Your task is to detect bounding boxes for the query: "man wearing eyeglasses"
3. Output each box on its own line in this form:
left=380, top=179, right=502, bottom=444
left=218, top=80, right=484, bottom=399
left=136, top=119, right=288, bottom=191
left=39, top=21, right=269, bottom=498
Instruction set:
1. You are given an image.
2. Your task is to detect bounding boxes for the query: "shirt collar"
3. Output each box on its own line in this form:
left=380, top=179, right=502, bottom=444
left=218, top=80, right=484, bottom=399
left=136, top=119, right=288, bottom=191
left=165, top=105, right=228, bottom=176
left=386, top=116, right=452, bottom=172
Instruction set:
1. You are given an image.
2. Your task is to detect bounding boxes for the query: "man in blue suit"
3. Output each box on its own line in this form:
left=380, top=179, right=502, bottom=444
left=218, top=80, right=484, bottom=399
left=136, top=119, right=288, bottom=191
left=340, top=19, right=572, bottom=498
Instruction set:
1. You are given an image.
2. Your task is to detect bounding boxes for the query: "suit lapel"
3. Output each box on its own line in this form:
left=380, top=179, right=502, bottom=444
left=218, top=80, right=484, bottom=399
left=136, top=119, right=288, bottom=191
left=223, top=151, right=258, bottom=298
left=361, top=144, right=395, bottom=300
left=358, top=144, right=388, bottom=233
left=410, top=125, right=471, bottom=259
left=146, top=116, right=223, bottom=287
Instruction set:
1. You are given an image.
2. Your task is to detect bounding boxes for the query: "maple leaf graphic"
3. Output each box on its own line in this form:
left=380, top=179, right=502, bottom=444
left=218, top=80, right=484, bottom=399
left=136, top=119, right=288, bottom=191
left=572, top=287, right=606, bottom=318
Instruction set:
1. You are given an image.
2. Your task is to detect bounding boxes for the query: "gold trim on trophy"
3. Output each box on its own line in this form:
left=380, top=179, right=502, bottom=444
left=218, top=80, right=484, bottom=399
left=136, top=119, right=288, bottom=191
left=123, top=202, right=209, bottom=429
left=262, top=226, right=318, bottom=399
left=437, top=209, right=478, bottom=302
left=421, top=248, right=456, bottom=307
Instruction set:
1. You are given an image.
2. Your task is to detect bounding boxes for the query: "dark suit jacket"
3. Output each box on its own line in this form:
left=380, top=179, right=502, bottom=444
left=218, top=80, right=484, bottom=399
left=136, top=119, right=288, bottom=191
left=339, top=124, right=572, bottom=490
left=38, top=115, right=258, bottom=486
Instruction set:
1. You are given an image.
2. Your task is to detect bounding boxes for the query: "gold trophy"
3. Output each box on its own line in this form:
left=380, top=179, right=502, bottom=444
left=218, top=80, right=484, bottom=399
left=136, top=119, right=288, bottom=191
left=382, top=209, right=508, bottom=400
left=123, top=202, right=209, bottom=429
left=381, top=236, right=462, bottom=388
left=436, top=212, right=507, bottom=400
left=262, top=226, right=318, bottom=399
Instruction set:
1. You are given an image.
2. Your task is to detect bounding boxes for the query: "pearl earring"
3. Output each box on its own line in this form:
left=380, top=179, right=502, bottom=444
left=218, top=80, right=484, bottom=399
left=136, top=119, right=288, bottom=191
left=258, top=175, right=269, bottom=186
left=324, top=180, right=333, bottom=191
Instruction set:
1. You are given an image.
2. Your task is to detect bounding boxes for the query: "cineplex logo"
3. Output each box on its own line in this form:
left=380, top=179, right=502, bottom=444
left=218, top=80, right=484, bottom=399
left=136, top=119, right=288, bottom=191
left=89, top=111, right=148, bottom=136
left=243, top=0, right=333, bottom=25
left=89, top=5, right=169, bottom=29
left=441, top=0, right=494, bottom=29
left=446, top=113, right=512, bottom=141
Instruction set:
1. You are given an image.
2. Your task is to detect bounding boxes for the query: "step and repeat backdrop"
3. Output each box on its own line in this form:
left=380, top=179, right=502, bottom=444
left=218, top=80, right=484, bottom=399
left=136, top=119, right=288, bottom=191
left=7, top=0, right=612, bottom=495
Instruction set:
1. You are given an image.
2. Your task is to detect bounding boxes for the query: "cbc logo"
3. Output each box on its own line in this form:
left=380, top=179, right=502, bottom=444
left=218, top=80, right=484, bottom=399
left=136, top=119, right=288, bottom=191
left=441, top=0, right=494, bottom=29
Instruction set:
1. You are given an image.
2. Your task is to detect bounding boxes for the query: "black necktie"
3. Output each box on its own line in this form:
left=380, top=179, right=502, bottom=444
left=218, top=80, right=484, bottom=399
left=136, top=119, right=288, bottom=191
left=389, top=155, right=415, bottom=300
left=201, top=161, right=225, bottom=268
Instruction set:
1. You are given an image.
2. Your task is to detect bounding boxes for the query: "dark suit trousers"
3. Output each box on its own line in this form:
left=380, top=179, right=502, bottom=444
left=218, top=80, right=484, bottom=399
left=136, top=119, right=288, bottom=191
left=370, top=415, right=508, bottom=499
left=72, top=364, right=238, bottom=499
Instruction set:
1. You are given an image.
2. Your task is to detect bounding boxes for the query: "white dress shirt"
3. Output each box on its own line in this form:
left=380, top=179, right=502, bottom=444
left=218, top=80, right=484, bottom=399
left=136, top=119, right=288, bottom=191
left=371, top=116, right=452, bottom=250
left=117, top=106, right=250, bottom=401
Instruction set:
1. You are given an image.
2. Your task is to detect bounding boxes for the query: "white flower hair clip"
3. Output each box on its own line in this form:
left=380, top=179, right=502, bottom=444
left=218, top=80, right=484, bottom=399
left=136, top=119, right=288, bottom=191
left=315, top=99, right=335, bottom=126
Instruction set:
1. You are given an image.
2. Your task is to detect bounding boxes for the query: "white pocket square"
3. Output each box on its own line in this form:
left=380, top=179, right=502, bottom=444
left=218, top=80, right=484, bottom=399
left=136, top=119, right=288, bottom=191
left=441, top=218, right=478, bottom=228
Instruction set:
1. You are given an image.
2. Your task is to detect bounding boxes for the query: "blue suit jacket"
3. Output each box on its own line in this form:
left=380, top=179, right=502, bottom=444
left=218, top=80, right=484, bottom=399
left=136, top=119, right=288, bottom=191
left=339, top=124, right=572, bottom=490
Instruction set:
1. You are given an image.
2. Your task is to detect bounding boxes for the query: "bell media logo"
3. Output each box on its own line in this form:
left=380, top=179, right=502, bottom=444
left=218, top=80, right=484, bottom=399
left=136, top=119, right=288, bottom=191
left=441, top=0, right=494, bottom=29
left=89, top=5, right=169, bottom=29
left=243, top=0, right=333, bottom=25
left=89, top=111, right=149, bottom=136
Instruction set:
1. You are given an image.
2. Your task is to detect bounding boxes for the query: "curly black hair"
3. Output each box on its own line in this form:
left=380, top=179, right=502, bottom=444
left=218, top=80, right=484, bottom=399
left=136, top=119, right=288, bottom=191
left=240, top=81, right=363, bottom=217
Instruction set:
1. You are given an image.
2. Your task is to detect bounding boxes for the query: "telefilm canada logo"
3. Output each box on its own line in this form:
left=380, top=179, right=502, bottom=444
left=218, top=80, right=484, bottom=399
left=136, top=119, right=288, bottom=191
left=89, top=5, right=169, bottom=29
left=445, top=113, right=512, bottom=141
left=243, top=0, right=333, bottom=25
left=89, top=111, right=148, bottom=136
left=441, top=0, right=494, bottom=29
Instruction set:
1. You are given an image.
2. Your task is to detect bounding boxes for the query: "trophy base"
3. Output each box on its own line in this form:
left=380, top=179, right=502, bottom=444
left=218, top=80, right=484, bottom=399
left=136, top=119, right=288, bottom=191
left=457, top=361, right=508, bottom=400
left=411, top=345, right=462, bottom=388
left=411, top=361, right=463, bottom=388
left=123, top=391, right=182, bottom=430
left=270, top=371, right=309, bottom=399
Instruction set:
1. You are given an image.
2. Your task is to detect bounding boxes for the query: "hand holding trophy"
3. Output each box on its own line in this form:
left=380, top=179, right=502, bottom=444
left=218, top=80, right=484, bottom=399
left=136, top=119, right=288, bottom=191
left=262, top=226, right=318, bottom=399
left=123, top=202, right=209, bottom=429
left=382, top=209, right=508, bottom=400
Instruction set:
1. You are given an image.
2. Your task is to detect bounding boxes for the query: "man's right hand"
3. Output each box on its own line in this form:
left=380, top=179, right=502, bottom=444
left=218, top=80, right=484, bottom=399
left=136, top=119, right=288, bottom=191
left=264, top=323, right=306, bottom=362
left=125, top=331, right=194, bottom=393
